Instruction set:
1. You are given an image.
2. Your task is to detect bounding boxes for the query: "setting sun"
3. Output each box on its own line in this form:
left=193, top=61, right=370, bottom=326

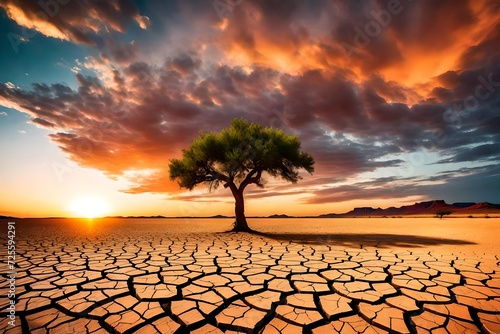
left=69, top=196, right=110, bottom=218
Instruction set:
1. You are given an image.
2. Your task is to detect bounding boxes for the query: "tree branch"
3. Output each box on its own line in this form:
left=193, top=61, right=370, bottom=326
left=239, top=169, right=262, bottom=192
left=204, top=168, right=229, bottom=183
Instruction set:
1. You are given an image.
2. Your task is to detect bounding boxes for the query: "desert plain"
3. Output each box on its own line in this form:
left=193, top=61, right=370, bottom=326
left=1, top=217, right=499, bottom=333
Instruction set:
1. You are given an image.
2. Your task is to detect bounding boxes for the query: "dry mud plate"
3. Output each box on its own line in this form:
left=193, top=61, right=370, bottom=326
left=0, top=218, right=499, bottom=333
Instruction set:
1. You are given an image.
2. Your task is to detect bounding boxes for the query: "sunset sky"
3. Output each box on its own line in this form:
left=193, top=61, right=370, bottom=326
left=1, top=0, right=499, bottom=218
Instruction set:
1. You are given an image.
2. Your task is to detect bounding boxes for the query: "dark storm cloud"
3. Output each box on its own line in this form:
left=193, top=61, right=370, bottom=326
left=306, top=164, right=500, bottom=204
left=435, top=144, right=500, bottom=164
left=422, top=164, right=500, bottom=203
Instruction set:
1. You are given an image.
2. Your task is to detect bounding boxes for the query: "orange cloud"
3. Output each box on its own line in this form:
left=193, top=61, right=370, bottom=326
left=0, top=0, right=149, bottom=45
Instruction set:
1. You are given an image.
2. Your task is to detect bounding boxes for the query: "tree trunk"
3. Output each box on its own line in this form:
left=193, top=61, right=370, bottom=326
left=232, top=190, right=252, bottom=232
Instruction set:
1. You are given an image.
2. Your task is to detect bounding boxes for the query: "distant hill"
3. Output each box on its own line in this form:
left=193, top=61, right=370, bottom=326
left=105, top=215, right=167, bottom=219
left=335, top=200, right=500, bottom=217
left=452, top=202, right=476, bottom=208
left=460, top=202, right=500, bottom=213
left=317, top=212, right=344, bottom=218
left=0, top=215, right=18, bottom=219
left=268, top=214, right=294, bottom=218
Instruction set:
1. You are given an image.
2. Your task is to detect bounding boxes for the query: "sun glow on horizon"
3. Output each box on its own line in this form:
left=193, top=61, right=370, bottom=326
left=69, top=196, right=110, bottom=218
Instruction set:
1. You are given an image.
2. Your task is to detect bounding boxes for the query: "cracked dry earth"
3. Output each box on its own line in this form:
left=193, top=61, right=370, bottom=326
left=1, top=220, right=499, bottom=333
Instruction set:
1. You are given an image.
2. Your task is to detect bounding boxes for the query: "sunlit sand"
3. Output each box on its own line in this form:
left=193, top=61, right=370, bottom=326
left=1, top=218, right=499, bottom=333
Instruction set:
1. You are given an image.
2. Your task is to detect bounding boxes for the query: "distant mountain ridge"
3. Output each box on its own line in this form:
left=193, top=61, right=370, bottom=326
left=0, top=215, right=17, bottom=219
left=327, top=200, right=500, bottom=217
left=3, top=200, right=499, bottom=219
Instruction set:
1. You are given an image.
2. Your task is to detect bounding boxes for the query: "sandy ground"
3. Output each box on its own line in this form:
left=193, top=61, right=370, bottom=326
left=0, top=218, right=499, bottom=333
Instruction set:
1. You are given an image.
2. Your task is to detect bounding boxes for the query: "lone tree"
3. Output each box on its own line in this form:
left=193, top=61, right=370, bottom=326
left=436, top=210, right=452, bottom=219
left=169, top=118, right=315, bottom=232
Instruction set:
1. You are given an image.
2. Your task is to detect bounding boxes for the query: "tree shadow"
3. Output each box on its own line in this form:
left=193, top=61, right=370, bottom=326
left=252, top=231, right=477, bottom=248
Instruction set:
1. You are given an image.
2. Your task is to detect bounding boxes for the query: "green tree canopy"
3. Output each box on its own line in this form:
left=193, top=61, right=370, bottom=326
left=169, top=118, right=315, bottom=232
